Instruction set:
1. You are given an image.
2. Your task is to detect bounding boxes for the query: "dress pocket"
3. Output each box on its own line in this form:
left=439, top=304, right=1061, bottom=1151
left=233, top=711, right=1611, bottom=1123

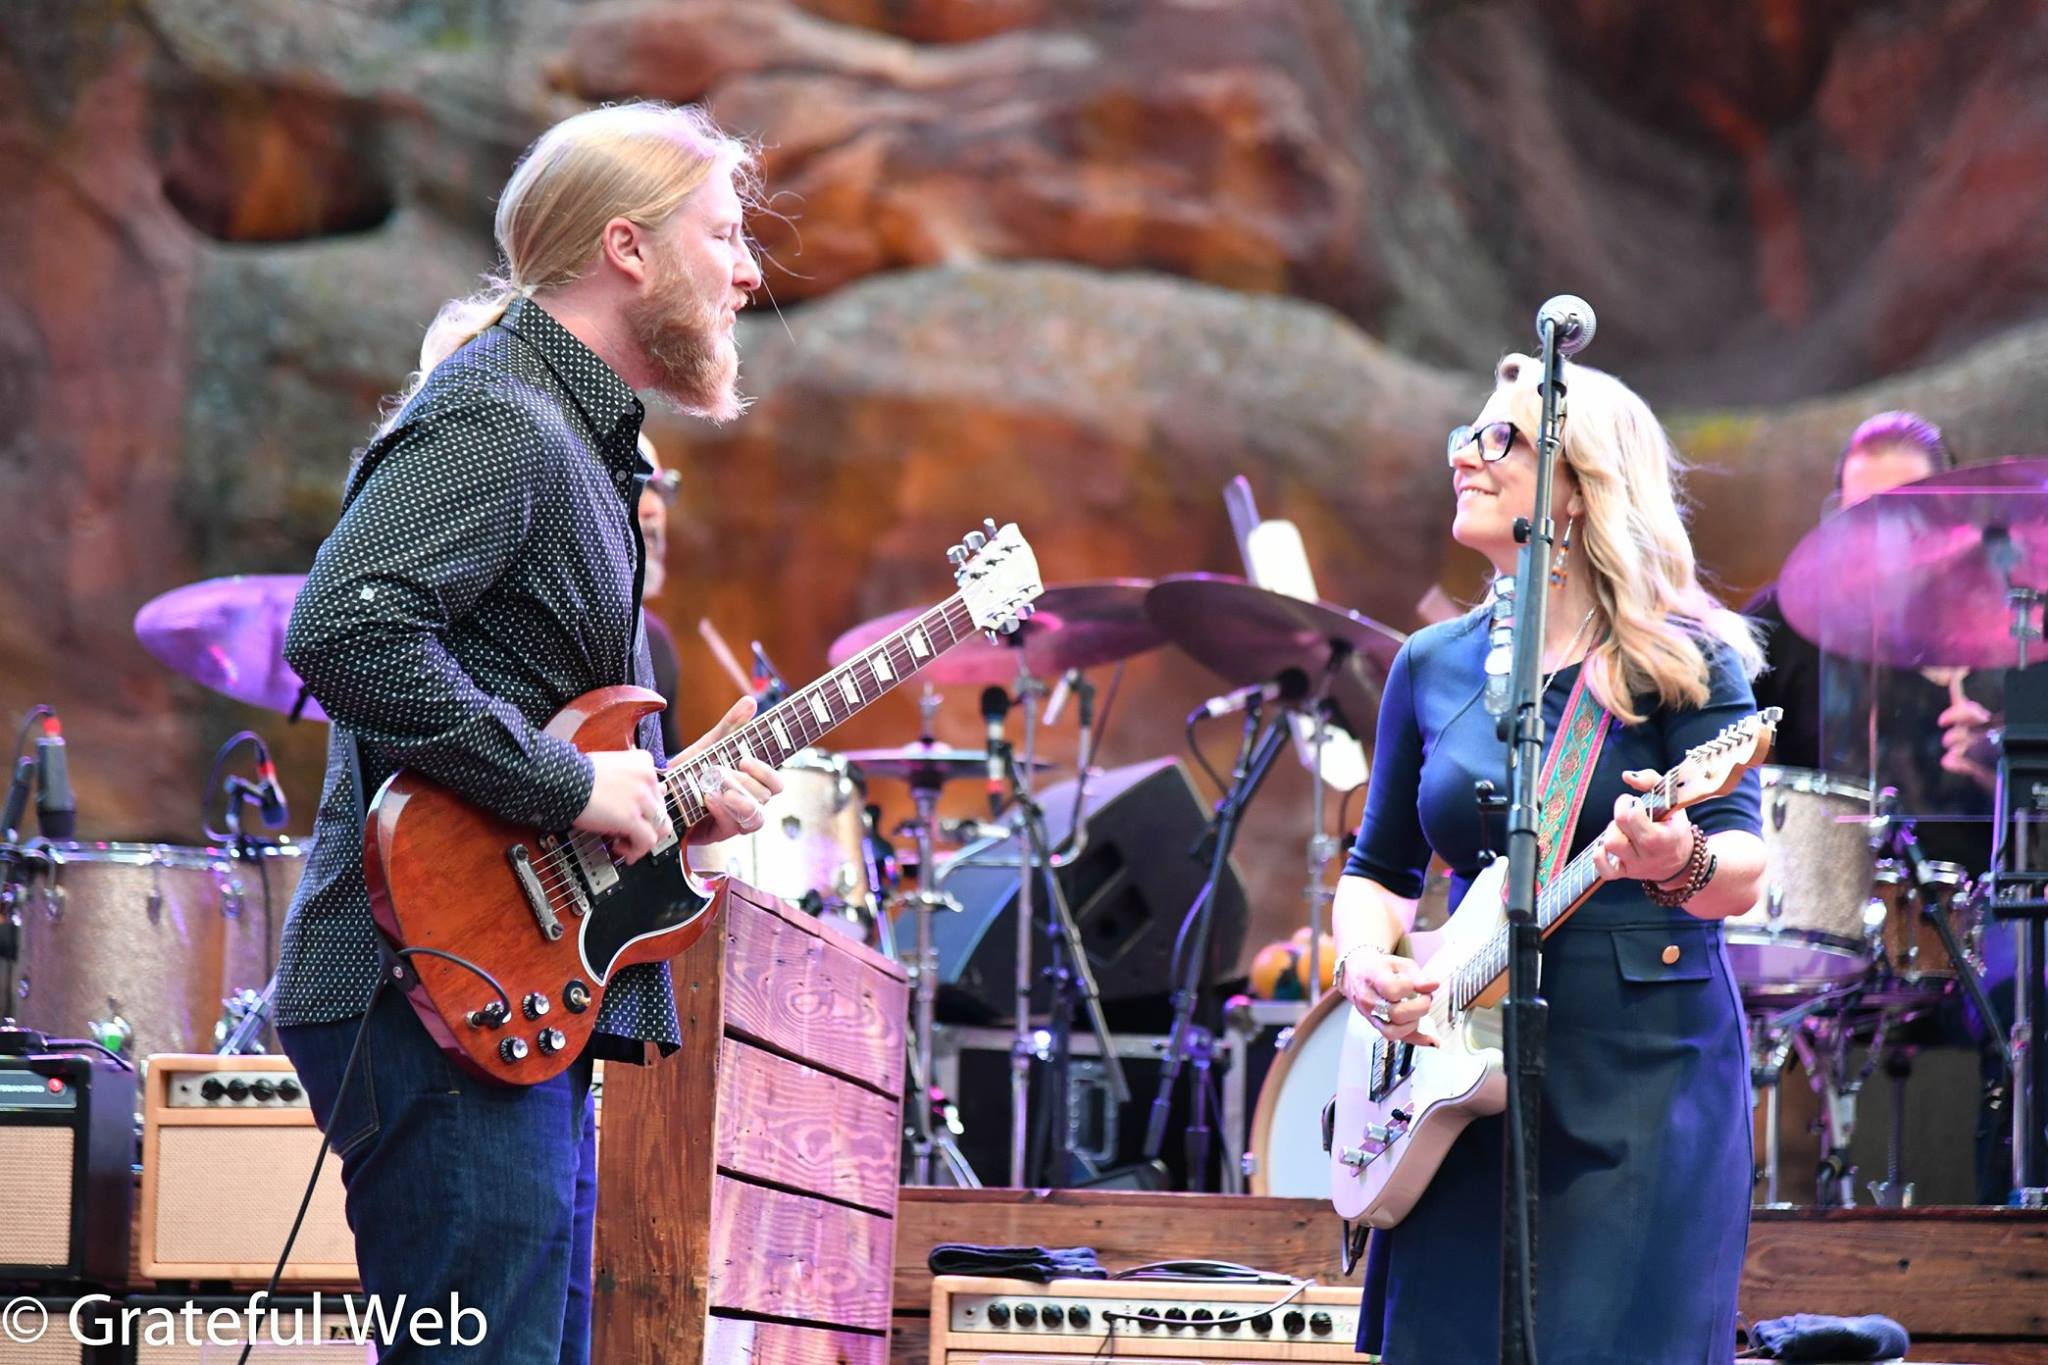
left=1610, top=926, right=1715, bottom=984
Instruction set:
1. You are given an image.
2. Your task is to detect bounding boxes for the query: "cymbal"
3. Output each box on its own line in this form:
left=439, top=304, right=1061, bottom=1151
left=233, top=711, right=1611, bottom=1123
left=1143, top=574, right=1405, bottom=738
left=827, top=579, right=1163, bottom=686
left=134, top=575, right=326, bottom=721
left=841, top=741, right=1052, bottom=786
left=1778, top=459, right=2048, bottom=669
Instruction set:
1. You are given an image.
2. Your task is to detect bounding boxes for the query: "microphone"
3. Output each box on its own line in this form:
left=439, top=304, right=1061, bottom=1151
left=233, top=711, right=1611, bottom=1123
left=1483, top=577, right=1517, bottom=718
left=34, top=716, right=74, bottom=842
left=253, top=752, right=290, bottom=830
left=1042, top=670, right=1077, bottom=728
left=980, top=685, right=1012, bottom=816
left=1535, top=294, right=1597, bottom=356
left=1191, top=667, right=1309, bottom=722
left=1, top=755, right=32, bottom=842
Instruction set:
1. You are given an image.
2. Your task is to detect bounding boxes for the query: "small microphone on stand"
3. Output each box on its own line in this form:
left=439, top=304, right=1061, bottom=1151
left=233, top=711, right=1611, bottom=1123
left=1190, top=668, right=1309, bottom=723
left=34, top=716, right=74, bottom=842
left=980, top=686, right=1012, bottom=818
left=253, top=747, right=290, bottom=830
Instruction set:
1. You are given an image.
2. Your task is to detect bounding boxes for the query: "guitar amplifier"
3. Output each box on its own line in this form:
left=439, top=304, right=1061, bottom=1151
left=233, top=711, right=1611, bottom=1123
left=929, top=1275, right=1369, bottom=1362
left=121, top=1295, right=373, bottom=1363
left=139, top=1055, right=357, bottom=1284
left=0, top=1296, right=119, bottom=1365
left=0, top=1051, right=135, bottom=1284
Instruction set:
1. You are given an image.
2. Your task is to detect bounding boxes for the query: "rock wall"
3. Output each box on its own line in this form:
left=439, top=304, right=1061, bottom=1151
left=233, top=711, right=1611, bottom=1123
left=3, top=0, right=2047, bottom=974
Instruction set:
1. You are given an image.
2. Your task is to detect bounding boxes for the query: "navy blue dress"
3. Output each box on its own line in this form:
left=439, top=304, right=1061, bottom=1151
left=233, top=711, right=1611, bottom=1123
left=1344, top=612, right=1762, bottom=1364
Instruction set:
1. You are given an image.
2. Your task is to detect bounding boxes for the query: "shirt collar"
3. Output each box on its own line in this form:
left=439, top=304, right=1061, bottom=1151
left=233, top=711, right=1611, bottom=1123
left=500, top=296, right=645, bottom=465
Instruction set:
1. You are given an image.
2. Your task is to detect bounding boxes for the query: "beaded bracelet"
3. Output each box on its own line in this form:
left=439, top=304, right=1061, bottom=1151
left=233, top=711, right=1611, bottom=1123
left=1641, top=826, right=1716, bottom=907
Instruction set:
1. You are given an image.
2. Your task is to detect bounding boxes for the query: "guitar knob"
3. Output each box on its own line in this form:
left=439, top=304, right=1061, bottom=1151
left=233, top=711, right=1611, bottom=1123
left=498, top=1037, right=529, bottom=1065
left=536, top=1028, right=567, bottom=1056
left=523, top=992, right=551, bottom=1020
left=563, top=981, right=591, bottom=1013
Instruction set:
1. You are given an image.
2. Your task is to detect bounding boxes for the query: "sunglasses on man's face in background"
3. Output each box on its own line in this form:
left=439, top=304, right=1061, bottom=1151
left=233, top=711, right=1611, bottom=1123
left=642, top=468, right=682, bottom=504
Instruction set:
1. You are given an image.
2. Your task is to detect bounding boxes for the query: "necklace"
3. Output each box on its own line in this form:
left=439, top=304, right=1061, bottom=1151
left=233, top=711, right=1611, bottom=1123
left=1539, top=608, right=1598, bottom=698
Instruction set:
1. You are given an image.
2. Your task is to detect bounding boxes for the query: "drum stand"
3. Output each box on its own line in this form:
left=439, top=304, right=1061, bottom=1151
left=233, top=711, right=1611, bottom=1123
left=901, top=775, right=981, bottom=1188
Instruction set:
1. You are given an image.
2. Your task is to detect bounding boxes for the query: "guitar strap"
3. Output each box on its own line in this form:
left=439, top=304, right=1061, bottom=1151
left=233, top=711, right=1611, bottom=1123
left=1532, top=667, right=1613, bottom=891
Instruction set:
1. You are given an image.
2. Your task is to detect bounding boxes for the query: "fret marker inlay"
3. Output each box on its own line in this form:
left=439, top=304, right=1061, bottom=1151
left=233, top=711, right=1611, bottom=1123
left=870, top=653, right=893, bottom=682
left=910, top=628, right=930, bottom=659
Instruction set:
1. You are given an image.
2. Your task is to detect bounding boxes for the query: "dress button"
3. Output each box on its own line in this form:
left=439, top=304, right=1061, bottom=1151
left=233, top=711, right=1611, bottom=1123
left=1661, top=944, right=1681, bottom=965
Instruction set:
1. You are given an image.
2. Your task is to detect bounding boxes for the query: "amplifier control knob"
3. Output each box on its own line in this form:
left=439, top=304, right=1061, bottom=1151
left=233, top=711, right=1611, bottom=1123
left=1283, top=1310, right=1307, bottom=1335
left=1164, top=1307, right=1187, bottom=1331
left=277, top=1078, right=302, bottom=1102
left=985, top=1303, right=1010, bottom=1327
left=200, top=1078, right=226, bottom=1102
left=499, top=1036, right=529, bottom=1064
left=251, top=1079, right=277, bottom=1102
left=1137, top=1308, right=1161, bottom=1331
left=1310, top=1311, right=1334, bottom=1335
left=1041, top=1304, right=1064, bottom=1328
left=536, top=1028, right=568, bottom=1056
left=1012, top=1303, right=1037, bottom=1328
left=1067, top=1305, right=1091, bottom=1329
left=1251, top=1313, right=1273, bottom=1333
left=564, top=981, right=592, bottom=1013
left=226, top=1079, right=250, bottom=1102
left=1191, top=1308, right=1214, bottom=1330
left=1220, top=1313, right=1241, bottom=1333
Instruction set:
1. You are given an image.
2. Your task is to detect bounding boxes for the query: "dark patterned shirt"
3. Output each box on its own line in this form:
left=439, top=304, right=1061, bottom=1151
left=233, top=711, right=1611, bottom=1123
left=276, top=297, right=679, bottom=1055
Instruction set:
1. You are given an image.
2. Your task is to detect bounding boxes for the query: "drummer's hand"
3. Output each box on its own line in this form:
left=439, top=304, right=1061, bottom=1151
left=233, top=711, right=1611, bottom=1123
left=1341, top=951, right=1440, bottom=1047
left=1938, top=697, right=1999, bottom=791
left=1597, top=771, right=1692, bottom=884
left=673, top=696, right=785, bottom=845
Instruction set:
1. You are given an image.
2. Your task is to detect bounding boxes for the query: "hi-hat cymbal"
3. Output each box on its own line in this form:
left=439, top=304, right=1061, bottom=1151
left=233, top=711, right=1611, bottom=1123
left=828, top=579, right=1163, bottom=686
left=1144, top=574, right=1405, bottom=738
left=134, top=575, right=325, bottom=720
left=1779, top=459, right=2048, bottom=669
left=840, top=741, right=1053, bottom=786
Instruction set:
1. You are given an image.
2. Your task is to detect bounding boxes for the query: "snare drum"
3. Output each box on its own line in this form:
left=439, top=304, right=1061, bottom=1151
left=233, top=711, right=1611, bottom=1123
left=693, top=751, right=872, bottom=930
left=14, top=843, right=238, bottom=1056
left=1725, top=768, right=1879, bottom=1001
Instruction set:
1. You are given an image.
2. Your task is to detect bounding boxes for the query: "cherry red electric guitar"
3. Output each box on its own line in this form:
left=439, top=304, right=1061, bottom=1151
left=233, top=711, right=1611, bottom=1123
left=363, top=521, right=1043, bottom=1083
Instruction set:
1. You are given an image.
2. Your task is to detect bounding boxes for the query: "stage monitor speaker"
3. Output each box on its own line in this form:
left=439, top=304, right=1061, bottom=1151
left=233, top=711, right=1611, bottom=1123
left=908, top=758, right=1248, bottom=1027
left=0, top=1051, right=134, bottom=1285
left=139, top=1055, right=357, bottom=1285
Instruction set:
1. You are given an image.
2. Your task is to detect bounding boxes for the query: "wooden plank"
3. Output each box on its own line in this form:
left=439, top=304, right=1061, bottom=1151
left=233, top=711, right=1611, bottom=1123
left=710, top=1176, right=895, bottom=1330
left=733, top=880, right=908, bottom=985
left=894, top=1189, right=1347, bottom=1308
left=721, top=893, right=908, bottom=1096
left=703, top=1316, right=890, bottom=1364
left=1746, top=1209, right=2048, bottom=1337
left=716, top=1037, right=902, bottom=1216
left=592, top=917, right=727, bottom=1365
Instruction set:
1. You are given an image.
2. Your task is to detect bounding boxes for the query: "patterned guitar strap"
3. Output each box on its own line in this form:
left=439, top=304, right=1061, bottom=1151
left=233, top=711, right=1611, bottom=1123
left=1532, top=667, right=1614, bottom=892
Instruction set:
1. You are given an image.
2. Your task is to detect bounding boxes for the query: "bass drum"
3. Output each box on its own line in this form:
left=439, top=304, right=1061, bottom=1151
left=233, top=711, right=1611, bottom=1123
left=1247, top=988, right=1351, bottom=1199
left=691, top=750, right=874, bottom=940
left=218, top=841, right=307, bottom=1002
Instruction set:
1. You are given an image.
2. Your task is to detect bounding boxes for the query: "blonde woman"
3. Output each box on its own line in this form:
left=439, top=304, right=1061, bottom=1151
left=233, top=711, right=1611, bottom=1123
left=1332, top=355, right=1768, bottom=1362
left=279, top=103, right=781, bottom=1362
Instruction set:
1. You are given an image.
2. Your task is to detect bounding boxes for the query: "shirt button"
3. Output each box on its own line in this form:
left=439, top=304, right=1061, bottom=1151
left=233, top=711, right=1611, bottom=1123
left=1661, top=944, right=1681, bottom=965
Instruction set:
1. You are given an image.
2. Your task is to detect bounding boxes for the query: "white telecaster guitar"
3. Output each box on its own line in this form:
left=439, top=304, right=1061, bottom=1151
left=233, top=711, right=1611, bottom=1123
left=1325, top=707, right=1779, bottom=1230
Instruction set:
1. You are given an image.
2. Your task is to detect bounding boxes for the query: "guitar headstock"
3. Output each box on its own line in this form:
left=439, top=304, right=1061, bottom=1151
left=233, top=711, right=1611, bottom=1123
left=1658, top=707, right=1782, bottom=813
left=949, top=519, right=1044, bottom=638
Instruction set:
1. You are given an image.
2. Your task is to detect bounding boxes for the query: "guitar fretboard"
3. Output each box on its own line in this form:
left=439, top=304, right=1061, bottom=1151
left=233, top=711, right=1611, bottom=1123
left=662, top=595, right=980, bottom=826
left=1446, top=781, right=1675, bottom=1013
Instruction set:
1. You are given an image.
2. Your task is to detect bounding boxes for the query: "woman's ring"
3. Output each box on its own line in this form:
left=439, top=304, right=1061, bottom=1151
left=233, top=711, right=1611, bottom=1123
left=1371, top=1005, right=1394, bottom=1026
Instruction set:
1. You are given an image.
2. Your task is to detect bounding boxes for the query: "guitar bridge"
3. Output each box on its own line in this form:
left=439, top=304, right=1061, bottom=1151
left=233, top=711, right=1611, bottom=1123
left=508, top=844, right=566, bottom=942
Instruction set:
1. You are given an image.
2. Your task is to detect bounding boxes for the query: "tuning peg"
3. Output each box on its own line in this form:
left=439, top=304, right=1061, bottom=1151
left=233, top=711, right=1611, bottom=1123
left=982, top=517, right=999, bottom=539
left=947, top=545, right=969, bottom=567
left=1001, top=617, right=1022, bottom=634
left=1016, top=603, right=1036, bottom=620
left=963, top=530, right=987, bottom=553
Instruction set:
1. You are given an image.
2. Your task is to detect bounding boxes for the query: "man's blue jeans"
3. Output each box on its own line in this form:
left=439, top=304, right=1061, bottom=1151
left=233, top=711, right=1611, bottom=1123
left=279, top=985, right=598, bottom=1363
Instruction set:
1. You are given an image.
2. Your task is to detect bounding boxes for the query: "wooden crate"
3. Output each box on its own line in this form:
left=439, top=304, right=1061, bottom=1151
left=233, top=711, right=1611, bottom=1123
left=594, top=881, right=908, bottom=1364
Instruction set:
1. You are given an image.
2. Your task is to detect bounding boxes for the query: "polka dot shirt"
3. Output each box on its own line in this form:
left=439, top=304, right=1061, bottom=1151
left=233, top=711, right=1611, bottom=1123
left=276, top=298, right=679, bottom=1055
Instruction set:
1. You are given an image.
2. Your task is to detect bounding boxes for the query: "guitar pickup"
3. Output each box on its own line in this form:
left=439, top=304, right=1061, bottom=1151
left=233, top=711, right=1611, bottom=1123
left=508, top=844, right=566, bottom=942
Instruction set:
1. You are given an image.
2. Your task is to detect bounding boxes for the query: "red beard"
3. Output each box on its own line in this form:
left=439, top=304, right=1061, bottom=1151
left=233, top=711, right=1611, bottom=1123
left=629, top=255, right=743, bottom=422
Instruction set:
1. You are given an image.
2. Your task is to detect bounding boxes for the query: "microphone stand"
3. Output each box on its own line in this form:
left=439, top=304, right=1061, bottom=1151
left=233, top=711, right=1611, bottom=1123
left=1143, top=696, right=1292, bottom=1186
left=1497, top=321, right=1572, bottom=1362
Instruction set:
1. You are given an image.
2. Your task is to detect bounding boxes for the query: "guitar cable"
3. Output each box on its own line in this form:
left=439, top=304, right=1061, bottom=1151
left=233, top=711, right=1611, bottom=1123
left=235, top=945, right=511, bottom=1365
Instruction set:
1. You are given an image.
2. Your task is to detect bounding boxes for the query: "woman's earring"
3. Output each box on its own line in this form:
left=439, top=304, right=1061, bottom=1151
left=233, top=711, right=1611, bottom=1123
left=1550, top=517, right=1575, bottom=588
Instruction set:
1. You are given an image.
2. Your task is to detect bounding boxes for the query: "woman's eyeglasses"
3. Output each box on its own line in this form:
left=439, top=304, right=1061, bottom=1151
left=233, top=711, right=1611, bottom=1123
left=1446, top=420, right=1525, bottom=466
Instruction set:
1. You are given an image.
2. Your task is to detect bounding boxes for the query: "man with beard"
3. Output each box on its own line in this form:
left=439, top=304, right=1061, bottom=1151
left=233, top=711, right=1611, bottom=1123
left=277, top=103, right=782, bottom=1362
